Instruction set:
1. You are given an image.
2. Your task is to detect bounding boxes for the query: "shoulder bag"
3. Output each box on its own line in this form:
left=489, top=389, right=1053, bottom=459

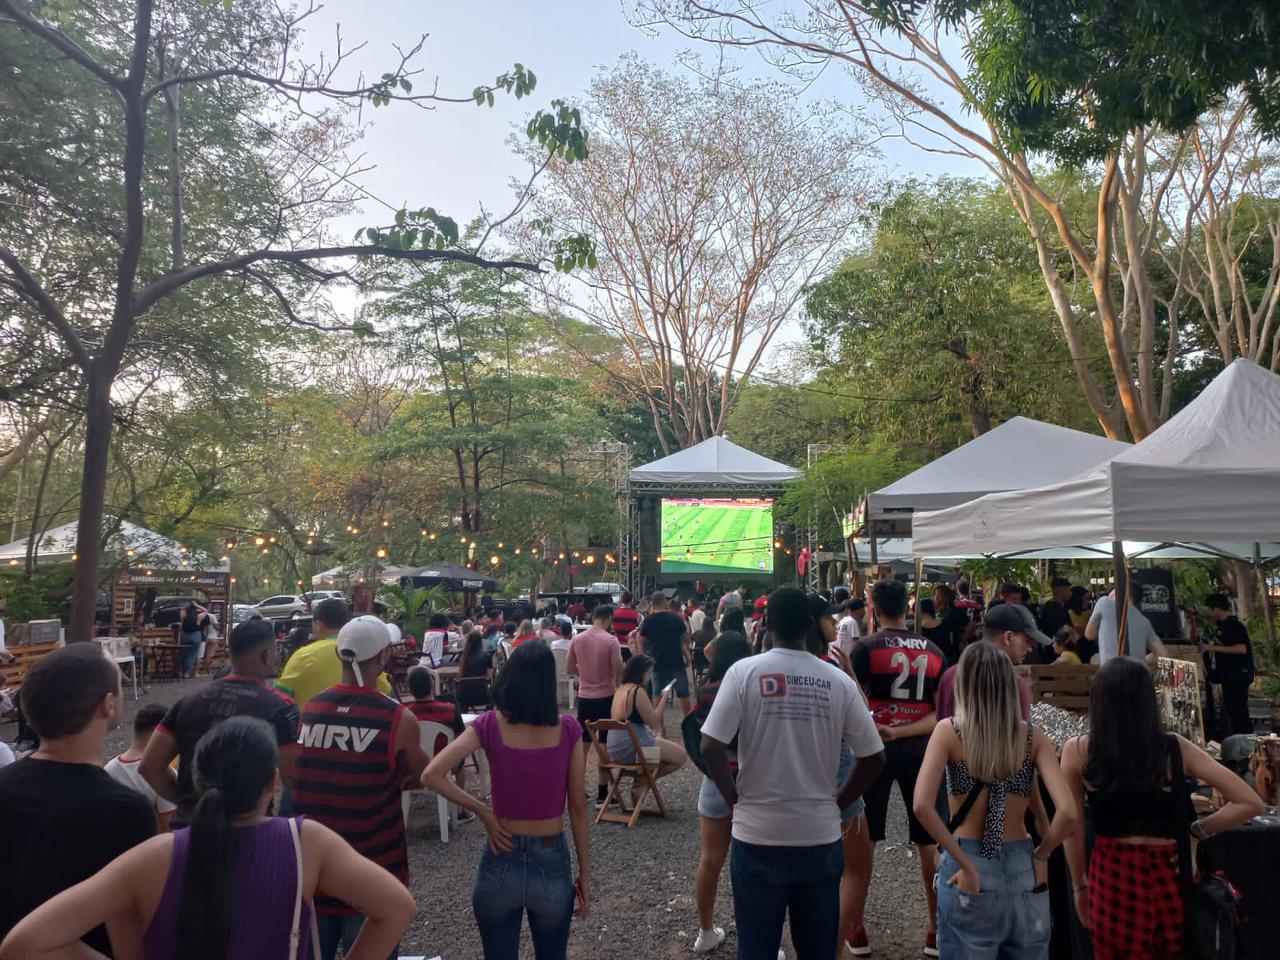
left=1168, top=734, right=1246, bottom=960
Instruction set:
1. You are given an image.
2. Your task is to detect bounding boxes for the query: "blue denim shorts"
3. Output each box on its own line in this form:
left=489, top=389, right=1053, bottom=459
left=838, top=744, right=865, bottom=821
left=699, top=747, right=865, bottom=821
left=935, top=837, right=1050, bottom=959
left=698, top=774, right=731, bottom=819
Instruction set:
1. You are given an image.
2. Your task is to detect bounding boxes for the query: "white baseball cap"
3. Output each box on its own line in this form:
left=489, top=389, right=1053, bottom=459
left=336, top=615, right=394, bottom=683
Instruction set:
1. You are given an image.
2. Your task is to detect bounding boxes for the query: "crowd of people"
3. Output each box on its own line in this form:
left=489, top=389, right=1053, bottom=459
left=0, top=572, right=1267, bottom=960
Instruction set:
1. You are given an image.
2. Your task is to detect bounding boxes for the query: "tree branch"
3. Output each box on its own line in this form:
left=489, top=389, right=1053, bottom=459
left=0, top=0, right=124, bottom=91
left=134, top=245, right=542, bottom=315
left=0, top=247, right=91, bottom=368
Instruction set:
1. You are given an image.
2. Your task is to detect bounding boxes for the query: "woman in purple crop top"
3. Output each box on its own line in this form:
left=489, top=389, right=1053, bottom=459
left=0, top=717, right=415, bottom=960
left=424, top=639, right=591, bottom=960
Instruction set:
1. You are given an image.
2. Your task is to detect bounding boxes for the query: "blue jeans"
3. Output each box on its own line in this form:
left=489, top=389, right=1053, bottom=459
left=730, top=837, right=843, bottom=960
left=315, top=914, right=396, bottom=960
left=473, top=833, right=574, bottom=960
left=178, top=630, right=202, bottom=674
left=935, top=837, right=1050, bottom=960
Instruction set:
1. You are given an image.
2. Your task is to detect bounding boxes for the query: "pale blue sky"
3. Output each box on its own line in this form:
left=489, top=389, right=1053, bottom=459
left=302, top=0, right=978, bottom=239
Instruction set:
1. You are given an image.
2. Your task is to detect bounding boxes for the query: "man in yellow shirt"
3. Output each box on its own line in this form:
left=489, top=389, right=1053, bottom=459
left=276, top=598, right=392, bottom=713
left=275, top=598, right=392, bottom=816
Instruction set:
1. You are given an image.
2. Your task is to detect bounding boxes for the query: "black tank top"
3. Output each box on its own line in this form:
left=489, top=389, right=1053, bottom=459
left=1086, top=737, right=1186, bottom=838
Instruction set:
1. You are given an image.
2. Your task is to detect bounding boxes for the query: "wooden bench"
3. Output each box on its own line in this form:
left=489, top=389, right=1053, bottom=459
left=1, top=641, right=63, bottom=695
left=1014, top=663, right=1099, bottom=711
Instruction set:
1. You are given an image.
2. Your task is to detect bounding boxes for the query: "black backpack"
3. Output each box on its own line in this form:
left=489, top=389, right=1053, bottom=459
left=1169, top=735, right=1247, bottom=959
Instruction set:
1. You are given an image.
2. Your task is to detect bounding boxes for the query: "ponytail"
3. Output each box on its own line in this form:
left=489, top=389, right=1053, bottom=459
left=176, top=717, right=279, bottom=960
left=178, top=786, right=232, bottom=960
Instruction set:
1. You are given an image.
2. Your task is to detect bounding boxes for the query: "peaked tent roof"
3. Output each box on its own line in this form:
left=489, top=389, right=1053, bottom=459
left=629, top=435, right=800, bottom=485
left=869, top=416, right=1129, bottom=518
left=0, top=518, right=229, bottom=572
left=404, top=560, right=500, bottom=592
left=913, top=360, right=1280, bottom=557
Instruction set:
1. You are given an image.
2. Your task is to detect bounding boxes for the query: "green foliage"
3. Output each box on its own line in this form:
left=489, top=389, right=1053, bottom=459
left=867, top=0, right=1280, bottom=162
left=377, top=583, right=448, bottom=637
left=956, top=558, right=1037, bottom=594
left=777, top=442, right=921, bottom=546
left=0, top=565, right=74, bottom=623
left=803, top=178, right=1102, bottom=450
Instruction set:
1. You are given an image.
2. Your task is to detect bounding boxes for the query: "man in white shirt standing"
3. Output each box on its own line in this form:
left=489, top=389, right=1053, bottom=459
left=835, top=598, right=863, bottom=655
left=702, top=587, right=886, bottom=960
left=1086, top=580, right=1168, bottom=664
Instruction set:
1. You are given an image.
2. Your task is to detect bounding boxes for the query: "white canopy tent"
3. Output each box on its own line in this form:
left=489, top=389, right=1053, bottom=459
left=913, top=360, right=1280, bottom=561
left=311, top=564, right=417, bottom=588
left=0, top=518, right=229, bottom=572
left=868, top=416, right=1129, bottom=523
left=629, top=435, right=800, bottom=486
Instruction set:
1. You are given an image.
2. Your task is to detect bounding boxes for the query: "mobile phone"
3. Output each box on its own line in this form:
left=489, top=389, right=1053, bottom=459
left=574, top=878, right=587, bottom=915
left=663, top=678, right=679, bottom=696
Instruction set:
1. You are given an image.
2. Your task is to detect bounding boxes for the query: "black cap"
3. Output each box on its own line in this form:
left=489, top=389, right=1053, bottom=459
left=806, top=592, right=843, bottom=619
left=982, top=603, right=1050, bottom=646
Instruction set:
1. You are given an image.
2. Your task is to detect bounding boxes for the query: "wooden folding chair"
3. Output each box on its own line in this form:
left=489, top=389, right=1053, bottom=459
left=586, top=719, right=666, bottom=827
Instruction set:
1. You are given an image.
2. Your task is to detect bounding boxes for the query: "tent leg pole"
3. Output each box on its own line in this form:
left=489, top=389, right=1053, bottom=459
left=1112, top=540, right=1129, bottom=655
left=1253, top=542, right=1277, bottom=661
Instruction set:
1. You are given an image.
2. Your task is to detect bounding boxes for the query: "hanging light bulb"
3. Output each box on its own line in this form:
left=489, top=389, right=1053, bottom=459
left=375, top=546, right=388, bottom=559
left=586, top=554, right=596, bottom=564
left=489, top=555, right=499, bottom=566
left=254, top=536, right=266, bottom=546
left=514, top=548, right=522, bottom=555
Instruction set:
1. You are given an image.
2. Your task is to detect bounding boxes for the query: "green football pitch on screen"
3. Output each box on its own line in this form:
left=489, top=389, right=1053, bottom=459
left=660, top=498, right=774, bottom=575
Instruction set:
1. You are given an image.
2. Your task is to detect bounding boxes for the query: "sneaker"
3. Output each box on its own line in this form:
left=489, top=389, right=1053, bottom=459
left=846, top=925, right=871, bottom=957
left=922, top=930, right=938, bottom=958
left=777, top=950, right=786, bottom=960
left=692, top=927, right=725, bottom=954
left=455, top=809, right=477, bottom=825
left=594, top=795, right=608, bottom=810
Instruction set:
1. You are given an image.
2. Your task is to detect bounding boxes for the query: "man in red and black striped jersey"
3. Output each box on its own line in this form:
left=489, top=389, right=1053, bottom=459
left=611, top=591, right=640, bottom=659
left=294, top=616, right=430, bottom=960
left=850, top=579, right=946, bottom=958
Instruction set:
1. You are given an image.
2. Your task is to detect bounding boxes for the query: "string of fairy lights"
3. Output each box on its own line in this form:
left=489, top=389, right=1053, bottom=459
left=12, top=510, right=824, bottom=594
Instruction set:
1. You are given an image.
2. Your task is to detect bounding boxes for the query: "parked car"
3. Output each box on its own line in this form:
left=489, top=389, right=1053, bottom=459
left=304, top=589, right=348, bottom=606
left=253, top=594, right=309, bottom=619
left=231, top=603, right=262, bottom=624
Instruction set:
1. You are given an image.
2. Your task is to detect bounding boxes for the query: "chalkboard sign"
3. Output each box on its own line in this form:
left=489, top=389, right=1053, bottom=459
left=1132, top=568, right=1179, bottom=637
left=1153, top=656, right=1205, bottom=746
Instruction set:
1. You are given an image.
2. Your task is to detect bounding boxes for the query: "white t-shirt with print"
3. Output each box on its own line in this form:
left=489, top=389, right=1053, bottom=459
left=105, top=755, right=177, bottom=815
left=702, top=646, right=883, bottom=847
left=836, top=614, right=861, bottom=654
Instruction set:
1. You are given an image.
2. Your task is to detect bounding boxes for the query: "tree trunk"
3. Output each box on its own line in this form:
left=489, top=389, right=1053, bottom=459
left=69, top=371, right=113, bottom=642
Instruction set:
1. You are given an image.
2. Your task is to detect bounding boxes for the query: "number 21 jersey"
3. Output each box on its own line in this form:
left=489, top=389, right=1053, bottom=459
left=851, top=628, right=945, bottom=727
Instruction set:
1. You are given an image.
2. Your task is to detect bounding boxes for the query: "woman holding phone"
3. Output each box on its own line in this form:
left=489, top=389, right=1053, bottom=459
left=608, top=654, right=687, bottom=799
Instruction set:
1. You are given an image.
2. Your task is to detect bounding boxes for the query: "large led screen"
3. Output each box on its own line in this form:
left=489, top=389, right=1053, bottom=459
left=660, top=498, right=774, bottom=575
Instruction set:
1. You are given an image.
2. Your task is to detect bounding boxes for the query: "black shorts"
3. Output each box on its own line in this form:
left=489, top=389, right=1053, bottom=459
left=863, top=737, right=934, bottom=846
left=577, top=695, right=613, bottom=744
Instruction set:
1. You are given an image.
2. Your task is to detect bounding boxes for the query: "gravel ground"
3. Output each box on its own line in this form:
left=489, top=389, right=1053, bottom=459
left=11, top=680, right=929, bottom=960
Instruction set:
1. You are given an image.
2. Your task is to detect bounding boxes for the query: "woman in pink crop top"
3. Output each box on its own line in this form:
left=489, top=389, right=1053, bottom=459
left=423, top=639, right=590, bottom=960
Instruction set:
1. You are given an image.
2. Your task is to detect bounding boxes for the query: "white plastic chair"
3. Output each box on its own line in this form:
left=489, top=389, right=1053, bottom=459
left=402, top=720, right=457, bottom=843
left=552, top=646, right=577, bottom=709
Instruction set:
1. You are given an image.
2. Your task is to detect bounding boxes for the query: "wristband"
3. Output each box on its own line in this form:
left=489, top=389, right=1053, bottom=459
left=1190, top=820, right=1210, bottom=842
left=1072, top=880, right=1088, bottom=891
